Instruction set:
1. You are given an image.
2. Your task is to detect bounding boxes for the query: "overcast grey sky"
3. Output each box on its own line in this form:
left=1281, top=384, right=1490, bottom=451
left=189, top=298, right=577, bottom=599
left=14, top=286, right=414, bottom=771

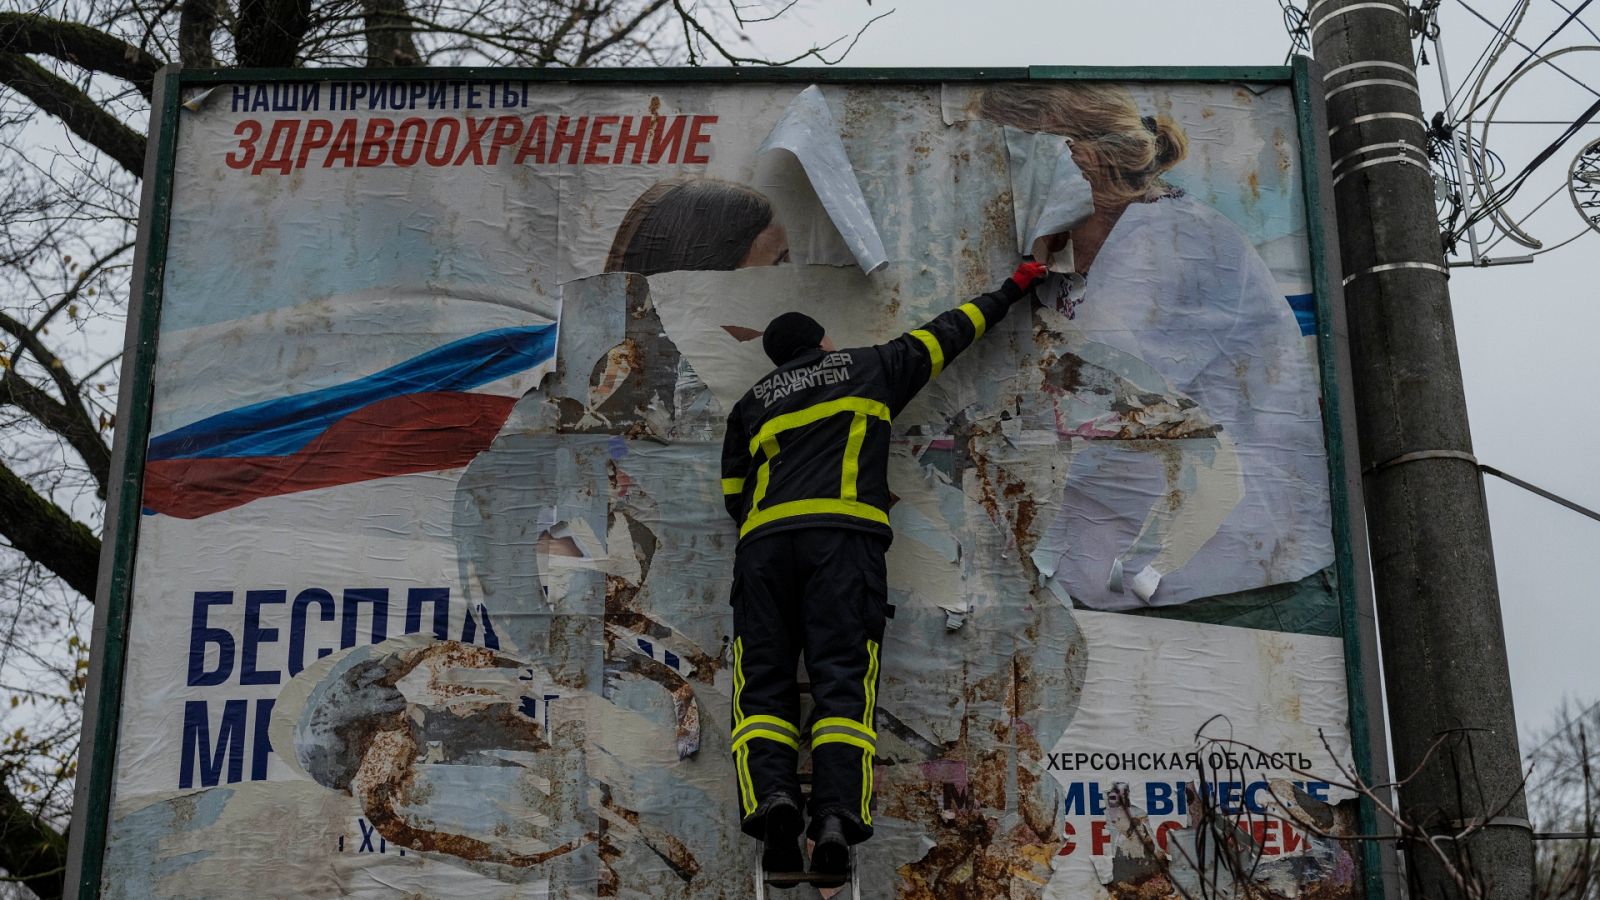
left=750, top=0, right=1600, bottom=744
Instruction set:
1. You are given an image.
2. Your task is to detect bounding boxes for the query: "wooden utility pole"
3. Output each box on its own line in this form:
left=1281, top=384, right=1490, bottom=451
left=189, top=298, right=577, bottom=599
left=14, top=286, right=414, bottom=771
left=1309, top=1, right=1535, bottom=895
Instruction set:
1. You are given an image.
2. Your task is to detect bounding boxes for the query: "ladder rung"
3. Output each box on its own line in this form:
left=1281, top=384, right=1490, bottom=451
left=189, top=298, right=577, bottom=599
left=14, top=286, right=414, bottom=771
left=763, top=871, right=850, bottom=887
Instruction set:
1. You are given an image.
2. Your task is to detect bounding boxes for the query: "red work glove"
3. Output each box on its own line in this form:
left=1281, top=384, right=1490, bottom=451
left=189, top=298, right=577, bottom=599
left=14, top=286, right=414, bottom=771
left=1008, top=261, right=1048, bottom=293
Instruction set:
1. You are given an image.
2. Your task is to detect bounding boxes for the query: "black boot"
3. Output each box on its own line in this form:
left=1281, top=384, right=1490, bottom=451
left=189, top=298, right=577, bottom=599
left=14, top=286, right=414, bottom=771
left=760, top=795, right=805, bottom=879
left=808, top=814, right=850, bottom=888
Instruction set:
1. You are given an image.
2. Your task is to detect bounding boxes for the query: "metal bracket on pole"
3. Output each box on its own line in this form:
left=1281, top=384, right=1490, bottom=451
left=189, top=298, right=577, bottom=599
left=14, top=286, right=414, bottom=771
left=1436, top=816, right=1536, bottom=835
left=1363, top=449, right=1479, bottom=475
left=1446, top=254, right=1535, bottom=267
left=1341, top=260, right=1450, bottom=285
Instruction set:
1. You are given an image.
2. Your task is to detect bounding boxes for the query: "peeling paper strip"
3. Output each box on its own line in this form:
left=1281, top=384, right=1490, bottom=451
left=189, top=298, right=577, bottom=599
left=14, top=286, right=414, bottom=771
left=759, top=85, right=888, bottom=274
left=1003, top=126, right=1096, bottom=255
left=1129, top=564, right=1162, bottom=603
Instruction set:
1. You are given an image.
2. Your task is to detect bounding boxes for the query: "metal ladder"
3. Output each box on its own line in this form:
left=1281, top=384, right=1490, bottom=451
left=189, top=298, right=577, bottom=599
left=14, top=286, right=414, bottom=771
left=753, top=845, right=860, bottom=900
left=752, top=678, right=862, bottom=899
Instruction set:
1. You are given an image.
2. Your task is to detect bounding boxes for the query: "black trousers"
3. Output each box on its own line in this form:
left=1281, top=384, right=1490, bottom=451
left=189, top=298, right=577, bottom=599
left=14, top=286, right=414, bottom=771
left=730, top=528, right=889, bottom=845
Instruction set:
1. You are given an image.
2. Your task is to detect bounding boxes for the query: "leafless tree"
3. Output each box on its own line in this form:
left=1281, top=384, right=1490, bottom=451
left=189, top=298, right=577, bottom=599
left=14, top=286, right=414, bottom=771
left=0, top=1, right=885, bottom=895
left=1526, top=699, right=1600, bottom=899
left=1116, top=714, right=1599, bottom=900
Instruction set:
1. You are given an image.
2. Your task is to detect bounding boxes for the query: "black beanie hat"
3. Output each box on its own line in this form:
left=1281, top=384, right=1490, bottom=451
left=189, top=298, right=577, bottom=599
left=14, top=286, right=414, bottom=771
left=762, top=312, right=825, bottom=365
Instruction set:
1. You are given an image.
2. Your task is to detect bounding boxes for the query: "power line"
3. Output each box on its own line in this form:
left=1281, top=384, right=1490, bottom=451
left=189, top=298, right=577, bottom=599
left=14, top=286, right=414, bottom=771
left=1454, top=90, right=1600, bottom=236
left=1546, top=0, right=1600, bottom=44
left=1455, top=0, right=1600, bottom=124
left=1279, top=0, right=1310, bottom=62
left=1522, top=697, right=1600, bottom=794
left=1446, top=0, right=1530, bottom=115
left=1453, top=0, right=1600, bottom=113
left=1524, top=698, right=1600, bottom=771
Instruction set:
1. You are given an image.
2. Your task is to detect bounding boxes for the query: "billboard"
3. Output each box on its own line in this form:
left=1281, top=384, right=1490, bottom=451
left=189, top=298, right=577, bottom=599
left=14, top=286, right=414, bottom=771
left=74, top=65, right=1380, bottom=898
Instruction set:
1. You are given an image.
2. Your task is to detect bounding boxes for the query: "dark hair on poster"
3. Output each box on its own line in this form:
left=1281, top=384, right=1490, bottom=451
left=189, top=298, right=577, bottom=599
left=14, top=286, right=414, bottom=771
left=605, top=178, right=777, bottom=275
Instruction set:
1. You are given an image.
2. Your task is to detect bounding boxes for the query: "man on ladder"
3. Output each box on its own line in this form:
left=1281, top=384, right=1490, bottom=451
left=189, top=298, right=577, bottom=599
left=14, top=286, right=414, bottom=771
left=721, top=261, right=1047, bottom=888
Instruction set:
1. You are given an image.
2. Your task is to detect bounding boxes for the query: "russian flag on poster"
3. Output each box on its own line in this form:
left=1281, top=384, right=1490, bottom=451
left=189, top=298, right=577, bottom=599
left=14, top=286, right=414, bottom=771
left=142, top=290, right=558, bottom=519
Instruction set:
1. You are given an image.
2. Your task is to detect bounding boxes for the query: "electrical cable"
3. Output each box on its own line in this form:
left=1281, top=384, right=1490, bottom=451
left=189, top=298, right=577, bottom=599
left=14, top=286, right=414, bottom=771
left=1453, top=38, right=1600, bottom=248
left=1457, top=0, right=1598, bottom=124
left=1455, top=78, right=1600, bottom=239
left=1521, top=696, right=1600, bottom=768
left=1547, top=0, right=1600, bottom=45
left=1447, top=0, right=1530, bottom=114
left=1454, top=0, right=1600, bottom=104
left=1458, top=0, right=1534, bottom=122
left=1279, top=0, right=1311, bottom=61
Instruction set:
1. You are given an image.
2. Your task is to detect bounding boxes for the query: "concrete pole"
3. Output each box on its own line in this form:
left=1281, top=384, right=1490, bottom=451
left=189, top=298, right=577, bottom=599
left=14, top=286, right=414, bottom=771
left=1307, top=1, right=1535, bottom=896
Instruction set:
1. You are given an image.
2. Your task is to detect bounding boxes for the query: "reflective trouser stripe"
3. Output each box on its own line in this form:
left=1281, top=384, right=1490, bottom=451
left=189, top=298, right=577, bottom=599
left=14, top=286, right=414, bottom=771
left=731, top=641, right=801, bottom=816
left=863, top=638, right=880, bottom=824
left=864, top=639, right=879, bottom=731
left=862, top=748, right=874, bottom=827
left=810, top=649, right=880, bottom=829
left=731, top=637, right=756, bottom=815
left=732, top=715, right=801, bottom=752
left=811, top=721, right=876, bottom=753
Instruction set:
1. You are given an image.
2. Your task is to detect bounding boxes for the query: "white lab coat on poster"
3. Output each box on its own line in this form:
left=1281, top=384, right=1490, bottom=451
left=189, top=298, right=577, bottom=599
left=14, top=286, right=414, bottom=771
left=1032, top=194, right=1335, bottom=610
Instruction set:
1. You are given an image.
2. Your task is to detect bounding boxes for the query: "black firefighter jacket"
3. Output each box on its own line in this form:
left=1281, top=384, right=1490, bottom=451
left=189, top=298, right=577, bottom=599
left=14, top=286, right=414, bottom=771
left=720, top=279, right=1027, bottom=547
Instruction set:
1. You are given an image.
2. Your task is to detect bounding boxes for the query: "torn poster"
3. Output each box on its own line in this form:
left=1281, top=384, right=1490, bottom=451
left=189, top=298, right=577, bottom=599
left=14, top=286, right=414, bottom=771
left=759, top=85, right=889, bottom=274
left=1003, top=125, right=1096, bottom=255
left=87, top=75, right=1363, bottom=899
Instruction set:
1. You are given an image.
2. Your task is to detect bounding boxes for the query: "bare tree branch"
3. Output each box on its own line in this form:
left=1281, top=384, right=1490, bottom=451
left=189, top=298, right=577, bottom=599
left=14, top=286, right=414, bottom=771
left=0, top=772, right=66, bottom=900
left=0, top=13, right=163, bottom=99
left=0, top=462, right=99, bottom=602
left=669, top=1, right=893, bottom=67
left=362, top=0, right=422, bottom=66
left=0, top=54, right=147, bottom=177
left=573, top=0, right=670, bottom=66
left=178, top=0, right=221, bottom=67
left=0, top=372, right=110, bottom=498
left=234, top=0, right=312, bottom=67
left=0, top=298, right=114, bottom=496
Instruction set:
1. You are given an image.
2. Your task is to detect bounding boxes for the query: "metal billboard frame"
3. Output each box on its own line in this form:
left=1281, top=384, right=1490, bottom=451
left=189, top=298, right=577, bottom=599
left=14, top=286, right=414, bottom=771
left=66, top=60, right=1392, bottom=899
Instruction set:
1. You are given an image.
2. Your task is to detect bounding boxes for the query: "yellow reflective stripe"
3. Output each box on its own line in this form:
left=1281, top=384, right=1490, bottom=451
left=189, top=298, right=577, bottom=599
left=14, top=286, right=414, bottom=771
left=861, top=639, right=882, bottom=825
left=737, top=745, right=756, bottom=815
left=909, top=329, right=944, bottom=379
left=732, top=637, right=746, bottom=722
left=733, top=728, right=801, bottom=753
left=721, top=477, right=745, bottom=495
left=864, top=639, right=880, bottom=731
left=739, top=498, right=889, bottom=539
left=840, top=412, right=868, bottom=502
left=747, top=396, right=891, bottom=458
left=731, top=637, right=756, bottom=815
left=732, top=714, right=800, bottom=741
left=812, top=716, right=876, bottom=742
left=959, top=302, right=987, bottom=340
left=812, top=731, right=876, bottom=754
left=862, top=748, right=873, bottom=826
left=749, top=436, right=778, bottom=514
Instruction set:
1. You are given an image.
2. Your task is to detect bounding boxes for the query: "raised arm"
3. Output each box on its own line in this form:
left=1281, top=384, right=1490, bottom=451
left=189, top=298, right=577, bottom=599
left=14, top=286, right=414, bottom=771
left=879, top=262, right=1046, bottom=413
